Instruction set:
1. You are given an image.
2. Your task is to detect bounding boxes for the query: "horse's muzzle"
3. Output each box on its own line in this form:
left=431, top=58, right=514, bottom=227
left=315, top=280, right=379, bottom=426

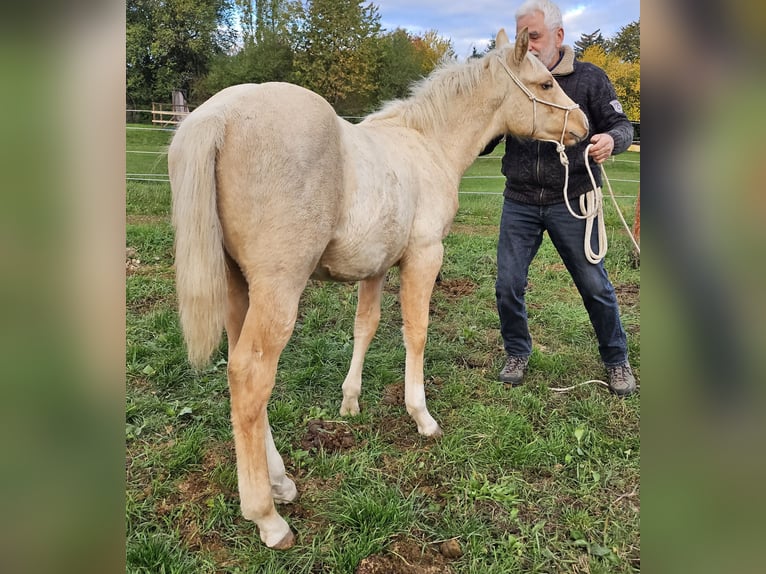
left=568, top=110, right=589, bottom=144
left=567, top=130, right=588, bottom=144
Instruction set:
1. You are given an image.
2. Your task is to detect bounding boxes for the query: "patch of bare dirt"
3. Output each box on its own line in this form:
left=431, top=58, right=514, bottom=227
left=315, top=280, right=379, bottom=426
left=301, top=419, right=355, bottom=453
left=355, top=537, right=457, bottom=574
left=381, top=382, right=406, bottom=406
left=434, top=278, right=478, bottom=299
left=615, top=283, right=640, bottom=307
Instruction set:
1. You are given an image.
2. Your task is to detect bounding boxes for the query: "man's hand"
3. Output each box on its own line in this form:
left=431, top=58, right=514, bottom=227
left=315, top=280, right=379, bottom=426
left=588, top=133, right=614, bottom=164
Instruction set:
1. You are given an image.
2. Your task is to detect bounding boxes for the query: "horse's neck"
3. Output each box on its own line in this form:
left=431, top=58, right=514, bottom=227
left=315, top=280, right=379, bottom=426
left=419, top=92, right=502, bottom=181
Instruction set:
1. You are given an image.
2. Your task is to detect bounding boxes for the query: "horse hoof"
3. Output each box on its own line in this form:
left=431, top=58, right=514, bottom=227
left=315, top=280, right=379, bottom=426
left=271, top=529, right=295, bottom=550
left=339, top=400, right=360, bottom=416
left=420, top=424, right=443, bottom=438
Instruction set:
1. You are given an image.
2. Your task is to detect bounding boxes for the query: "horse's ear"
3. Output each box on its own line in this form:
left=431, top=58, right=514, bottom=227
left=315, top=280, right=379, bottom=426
left=495, top=28, right=510, bottom=49
left=514, top=27, right=530, bottom=66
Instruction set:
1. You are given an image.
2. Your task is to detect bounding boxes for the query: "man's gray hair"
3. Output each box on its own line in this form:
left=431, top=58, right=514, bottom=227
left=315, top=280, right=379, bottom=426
left=515, top=0, right=563, bottom=31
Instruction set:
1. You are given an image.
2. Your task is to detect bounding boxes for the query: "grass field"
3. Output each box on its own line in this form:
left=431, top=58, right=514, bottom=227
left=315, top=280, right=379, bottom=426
left=126, top=124, right=640, bottom=573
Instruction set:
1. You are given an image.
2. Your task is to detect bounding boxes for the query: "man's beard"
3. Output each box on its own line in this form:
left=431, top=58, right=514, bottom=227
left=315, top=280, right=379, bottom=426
left=531, top=45, right=559, bottom=69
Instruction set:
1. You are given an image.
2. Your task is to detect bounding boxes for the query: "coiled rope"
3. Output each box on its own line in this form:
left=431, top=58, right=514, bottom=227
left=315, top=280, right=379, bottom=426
left=554, top=142, right=641, bottom=263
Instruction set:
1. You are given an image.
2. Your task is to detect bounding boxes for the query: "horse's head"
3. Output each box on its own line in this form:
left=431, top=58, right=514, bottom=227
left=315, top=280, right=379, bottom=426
left=490, top=28, right=589, bottom=146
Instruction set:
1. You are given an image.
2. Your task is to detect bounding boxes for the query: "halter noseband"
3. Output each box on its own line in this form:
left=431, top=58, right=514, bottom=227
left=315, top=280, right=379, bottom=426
left=495, top=55, right=580, bottom=154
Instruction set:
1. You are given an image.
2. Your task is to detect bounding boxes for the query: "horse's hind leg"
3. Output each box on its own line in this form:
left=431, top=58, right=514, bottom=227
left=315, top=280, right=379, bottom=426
left=264, top=418, right=297, bottom=503
left=226, top=282, right=302, bottom=549
left=225, top=257, right=297, bottom=505
left=399, top=244, right=444, bottom=437
left=340, top=274, right=386, bottom=416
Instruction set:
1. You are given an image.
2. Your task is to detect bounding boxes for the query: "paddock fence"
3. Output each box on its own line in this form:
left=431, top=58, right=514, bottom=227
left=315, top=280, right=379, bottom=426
left=126, top=112, right=640, bottom=201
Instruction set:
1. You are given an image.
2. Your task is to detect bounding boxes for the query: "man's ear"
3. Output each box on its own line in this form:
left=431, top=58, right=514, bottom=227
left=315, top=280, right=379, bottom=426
left=495, top=28, right=510, bottom=48
left=514, top=27, right=529, bottom=66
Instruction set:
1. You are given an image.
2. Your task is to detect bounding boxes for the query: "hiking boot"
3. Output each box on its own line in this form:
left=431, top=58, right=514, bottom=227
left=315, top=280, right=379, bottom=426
left=499, top=355, right=529, bottom=386
left=607, top=363, right=637, bottom=397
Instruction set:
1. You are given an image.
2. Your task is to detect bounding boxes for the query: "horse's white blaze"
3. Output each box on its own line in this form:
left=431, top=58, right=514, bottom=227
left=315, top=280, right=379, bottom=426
left=169, top=28, right=587, bottom=549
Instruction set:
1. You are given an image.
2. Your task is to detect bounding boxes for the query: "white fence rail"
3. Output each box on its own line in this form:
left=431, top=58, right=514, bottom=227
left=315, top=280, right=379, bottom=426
left=126, top=122, right=640, bottom=197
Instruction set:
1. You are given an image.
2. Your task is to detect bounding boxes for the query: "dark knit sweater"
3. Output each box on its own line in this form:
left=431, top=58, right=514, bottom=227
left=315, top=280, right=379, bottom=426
left=482, top=45, right=634, bottom=205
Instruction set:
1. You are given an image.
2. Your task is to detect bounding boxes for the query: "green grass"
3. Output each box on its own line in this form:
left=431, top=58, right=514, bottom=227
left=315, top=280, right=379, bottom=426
left=126, top=128, right=639, bottom=573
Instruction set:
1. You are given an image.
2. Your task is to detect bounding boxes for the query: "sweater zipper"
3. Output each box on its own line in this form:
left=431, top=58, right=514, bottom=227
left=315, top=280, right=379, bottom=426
left=536, top=141, right=544, bottom=203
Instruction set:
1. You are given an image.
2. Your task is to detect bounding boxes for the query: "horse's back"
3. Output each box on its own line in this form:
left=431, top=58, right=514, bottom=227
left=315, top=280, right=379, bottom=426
left=206, top=83, right=343, bottom=175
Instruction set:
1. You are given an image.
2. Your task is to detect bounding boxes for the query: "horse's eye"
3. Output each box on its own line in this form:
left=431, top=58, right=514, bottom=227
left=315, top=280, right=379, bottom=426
left=542, top=81, right=553, bottom=90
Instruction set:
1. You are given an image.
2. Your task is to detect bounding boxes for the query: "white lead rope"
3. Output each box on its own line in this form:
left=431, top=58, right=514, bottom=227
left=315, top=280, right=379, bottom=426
left=554, top=143, right=641, bottom=264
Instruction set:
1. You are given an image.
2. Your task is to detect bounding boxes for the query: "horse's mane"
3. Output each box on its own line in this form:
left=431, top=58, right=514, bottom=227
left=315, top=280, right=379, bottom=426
left=363, top=49, right=505, bottom=131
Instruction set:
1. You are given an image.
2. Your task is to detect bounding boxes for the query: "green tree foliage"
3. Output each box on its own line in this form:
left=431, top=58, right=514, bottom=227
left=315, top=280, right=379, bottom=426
left=194, top=36, right=295, bottom=101
left=292, top=0, right=382, bottom=115
left=606, top=20, right=640, bottom=63
left=576, top=22, right=641, bottom=120
left=374, top=28, right=427, bottom=103
left=126, top=0, right=236, bottom=106
left=195, top=1, right=301, bottom=100
left=235, top=0, right=303, bottom=44
left=573, top=29, right=606, bottom=59
left=372, top=28, right=453, bottom=106
left=128, top=3, right=639, bottom=121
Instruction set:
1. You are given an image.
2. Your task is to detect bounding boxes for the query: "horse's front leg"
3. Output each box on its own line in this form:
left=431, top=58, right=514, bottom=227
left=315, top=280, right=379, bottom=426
left=399, top=244, right=443, bottom=437
left=340, top=274, right=385, bottom=416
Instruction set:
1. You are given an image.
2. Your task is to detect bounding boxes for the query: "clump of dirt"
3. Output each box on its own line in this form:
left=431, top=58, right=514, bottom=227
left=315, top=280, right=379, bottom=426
left=301, top=419, right=355, bottom=453
left=434, top=278, right=478, bottom=299
left=355, top=537, right=456, bottom=574
left=381, top=382, right=405, bottom=406
left=438, top=538, right=463, bottom=559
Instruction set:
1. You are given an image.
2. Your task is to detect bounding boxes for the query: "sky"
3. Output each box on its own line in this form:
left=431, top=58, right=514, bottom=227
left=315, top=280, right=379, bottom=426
left=373, top=0, right=640, bottom=60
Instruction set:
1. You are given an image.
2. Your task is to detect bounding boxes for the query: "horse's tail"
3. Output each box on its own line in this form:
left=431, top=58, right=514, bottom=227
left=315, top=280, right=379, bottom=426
left=168, top=109, right=228, bottom=369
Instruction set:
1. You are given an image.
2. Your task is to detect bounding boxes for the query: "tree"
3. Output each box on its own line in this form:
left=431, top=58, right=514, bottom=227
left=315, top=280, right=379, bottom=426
left=607, top=20, right=640, bottom=63
left=581, top=44, right=640, bottom=120
left=234, top=0, right=303, bottom=45
left=126, top=0, right=236, bottom=106
left=468, top=46, right=483, bottom=60
left=292, top=0, right=382, bottom=115
left=374, top=28, right=427, bottom=103
left=195, top=36, right=295, bottom=100
left=573, top=29, right=606, bottom=59
left=196, top=0, right=301, bottom=100
left=477, top=35, right=497, bottom=57
left=412, top=29, right=455, bottom=72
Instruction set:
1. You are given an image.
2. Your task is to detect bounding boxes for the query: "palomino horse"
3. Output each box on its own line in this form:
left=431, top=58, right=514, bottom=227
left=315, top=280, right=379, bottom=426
left=168, top=28, right=588, bottom=549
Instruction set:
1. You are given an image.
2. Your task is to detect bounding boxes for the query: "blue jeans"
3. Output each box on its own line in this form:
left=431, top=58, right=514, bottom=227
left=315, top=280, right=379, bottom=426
left=496, top=197, right=628, bottom=366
